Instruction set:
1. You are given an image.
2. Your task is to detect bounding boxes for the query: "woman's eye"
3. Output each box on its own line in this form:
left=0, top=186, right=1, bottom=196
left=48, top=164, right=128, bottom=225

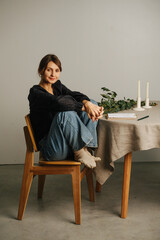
left=56, top=69, right=60, bottom=72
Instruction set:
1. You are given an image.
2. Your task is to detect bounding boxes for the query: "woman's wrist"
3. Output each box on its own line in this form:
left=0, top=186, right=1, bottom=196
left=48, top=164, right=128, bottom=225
left=81, top=105, right=85, bottom=111
left=82, top=100, right=90, bottom=111
left=82, top=99, right=90, bottom=105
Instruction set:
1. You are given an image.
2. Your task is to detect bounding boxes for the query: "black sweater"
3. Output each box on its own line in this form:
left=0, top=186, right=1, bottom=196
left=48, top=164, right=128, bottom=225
left=28, top=80, right=90, bottom=145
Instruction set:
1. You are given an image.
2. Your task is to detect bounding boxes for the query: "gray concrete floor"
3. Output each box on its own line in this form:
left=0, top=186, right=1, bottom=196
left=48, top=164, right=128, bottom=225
left=0, top=162, right=160, bottom=240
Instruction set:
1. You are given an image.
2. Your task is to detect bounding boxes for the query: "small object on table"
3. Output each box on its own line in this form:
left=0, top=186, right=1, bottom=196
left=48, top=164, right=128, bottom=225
left=133, top=97, right=145, bottom=111
left=143, top=82, right=152, bottom=109
left=106, top=113, right=137, bottom=120
left=133, top=80, right=145, bottom=111
left=137, top=115, right=149, bottom=121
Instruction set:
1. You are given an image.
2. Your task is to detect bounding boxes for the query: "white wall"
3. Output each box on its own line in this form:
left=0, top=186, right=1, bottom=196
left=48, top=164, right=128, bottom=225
left=0, top=0, right=160, bottom=164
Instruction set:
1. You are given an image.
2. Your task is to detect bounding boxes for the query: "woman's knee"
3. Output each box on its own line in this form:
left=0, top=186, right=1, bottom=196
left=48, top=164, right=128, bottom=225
left=56, top=111, right=78, bottom=125
left=57, top=111, right=77, bottom=118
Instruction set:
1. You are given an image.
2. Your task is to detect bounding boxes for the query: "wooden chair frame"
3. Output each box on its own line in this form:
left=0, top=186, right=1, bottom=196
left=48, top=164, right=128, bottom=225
left=17, top=114, right=95, bottom=224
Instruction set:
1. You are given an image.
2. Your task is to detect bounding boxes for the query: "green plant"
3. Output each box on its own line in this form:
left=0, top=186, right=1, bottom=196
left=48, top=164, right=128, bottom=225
left=99, top=87, right=136, bottom=113
left=141, top=101, right=157, bottom=107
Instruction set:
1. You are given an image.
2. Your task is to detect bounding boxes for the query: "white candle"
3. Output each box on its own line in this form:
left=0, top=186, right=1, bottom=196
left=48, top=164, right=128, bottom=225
left=138, top=80, right=140, bottom=98
left=146, top=82, right=149, bottom=99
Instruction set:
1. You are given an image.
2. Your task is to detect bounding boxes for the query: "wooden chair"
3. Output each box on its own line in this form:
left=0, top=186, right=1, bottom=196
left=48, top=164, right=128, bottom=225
left=17, top=114, right=95, bottom=224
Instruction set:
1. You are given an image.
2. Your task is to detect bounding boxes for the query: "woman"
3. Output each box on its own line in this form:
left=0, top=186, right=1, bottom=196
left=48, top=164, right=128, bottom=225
left=28, top=54, right=104, bottom=168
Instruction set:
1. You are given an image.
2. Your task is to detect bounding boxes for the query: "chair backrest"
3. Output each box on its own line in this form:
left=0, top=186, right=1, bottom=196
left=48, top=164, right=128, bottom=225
left=25, top=114, right=38, bottom=152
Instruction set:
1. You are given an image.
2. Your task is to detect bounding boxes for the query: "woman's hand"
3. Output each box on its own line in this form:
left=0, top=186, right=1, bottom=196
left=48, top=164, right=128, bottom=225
left=82, top=100, right=104, bottom=122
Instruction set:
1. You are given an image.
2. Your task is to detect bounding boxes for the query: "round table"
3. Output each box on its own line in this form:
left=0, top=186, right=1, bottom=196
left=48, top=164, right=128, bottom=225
left=94, top=101, right=160, bottom=218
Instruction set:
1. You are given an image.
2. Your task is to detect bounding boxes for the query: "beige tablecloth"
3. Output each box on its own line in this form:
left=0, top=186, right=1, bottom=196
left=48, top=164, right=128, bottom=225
left=94, top=102, right=160, bottom=185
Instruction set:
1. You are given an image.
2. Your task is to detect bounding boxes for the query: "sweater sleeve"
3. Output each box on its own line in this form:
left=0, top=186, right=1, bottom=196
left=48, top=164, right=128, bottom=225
left=28, top=86, right=83, bottom=113
left=61, top=83, right=90, bottom=102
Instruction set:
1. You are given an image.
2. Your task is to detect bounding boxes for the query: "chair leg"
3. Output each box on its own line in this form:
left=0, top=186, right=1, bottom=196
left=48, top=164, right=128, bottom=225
left=38, top=175, right=46, bottom=198
left=72, top=166, right=81, bottom=225
left=86, top=168, right=95, bottom=202
left=17, top=162, right=33, bottom=220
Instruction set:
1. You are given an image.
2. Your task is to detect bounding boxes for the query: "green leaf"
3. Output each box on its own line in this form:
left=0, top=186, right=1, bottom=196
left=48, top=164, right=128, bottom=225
left=101, top=87, right=110, bottom=91
left=100, top=94, right=111, bottom=99
left=112, top=91, right=117, bottom=98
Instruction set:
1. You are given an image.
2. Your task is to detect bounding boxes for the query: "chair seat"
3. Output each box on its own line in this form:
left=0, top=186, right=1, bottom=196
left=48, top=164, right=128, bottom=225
left=39, top=160, right=81, bottom=166
left=39, top=152, right=81, bottom=166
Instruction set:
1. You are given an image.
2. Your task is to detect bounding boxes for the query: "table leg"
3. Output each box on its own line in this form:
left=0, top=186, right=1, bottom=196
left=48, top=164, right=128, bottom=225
left=121, top=152, right=132, bottom=218
left=96, top=181, right=102, bottom=192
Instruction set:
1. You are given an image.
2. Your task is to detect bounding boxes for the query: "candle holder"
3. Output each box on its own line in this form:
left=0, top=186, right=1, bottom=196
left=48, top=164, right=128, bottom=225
left=143, top=98, right=152, bottom=109
left=133, top=97, right=145, bottom=111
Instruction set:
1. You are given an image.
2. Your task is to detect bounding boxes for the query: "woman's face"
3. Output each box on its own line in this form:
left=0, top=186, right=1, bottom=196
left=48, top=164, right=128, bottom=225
left=42, top=61, right=60, bottom=84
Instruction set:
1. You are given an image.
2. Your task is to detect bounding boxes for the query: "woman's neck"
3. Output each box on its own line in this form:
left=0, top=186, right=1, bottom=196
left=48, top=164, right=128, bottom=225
left=39, top=81, right=53, bottom=95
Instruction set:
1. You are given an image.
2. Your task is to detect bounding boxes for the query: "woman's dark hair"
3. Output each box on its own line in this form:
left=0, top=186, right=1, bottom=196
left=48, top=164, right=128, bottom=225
left=38, top=54, right=62, bottom=76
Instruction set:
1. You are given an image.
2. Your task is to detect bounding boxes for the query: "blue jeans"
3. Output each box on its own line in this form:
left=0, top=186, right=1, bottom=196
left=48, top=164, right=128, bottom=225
left=39, top=100, right=98, bottom=161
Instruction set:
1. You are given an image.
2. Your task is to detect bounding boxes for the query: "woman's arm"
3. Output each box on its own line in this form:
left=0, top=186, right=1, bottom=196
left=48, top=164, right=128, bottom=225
left=28, top=86, right=83, bottom=113
left=61, top=83, right=90, bottom=102
left=60, top=82, right=104, bottom=121
left=60, top=83, right=104, bottom=121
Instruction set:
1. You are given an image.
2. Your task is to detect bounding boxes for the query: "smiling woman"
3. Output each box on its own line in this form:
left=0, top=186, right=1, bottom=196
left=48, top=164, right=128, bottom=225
left=38, top=55, right=62, bottom=94
left=28, top=54, right=104, bottom=168
left=39, top=62, right=61, bottom=94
